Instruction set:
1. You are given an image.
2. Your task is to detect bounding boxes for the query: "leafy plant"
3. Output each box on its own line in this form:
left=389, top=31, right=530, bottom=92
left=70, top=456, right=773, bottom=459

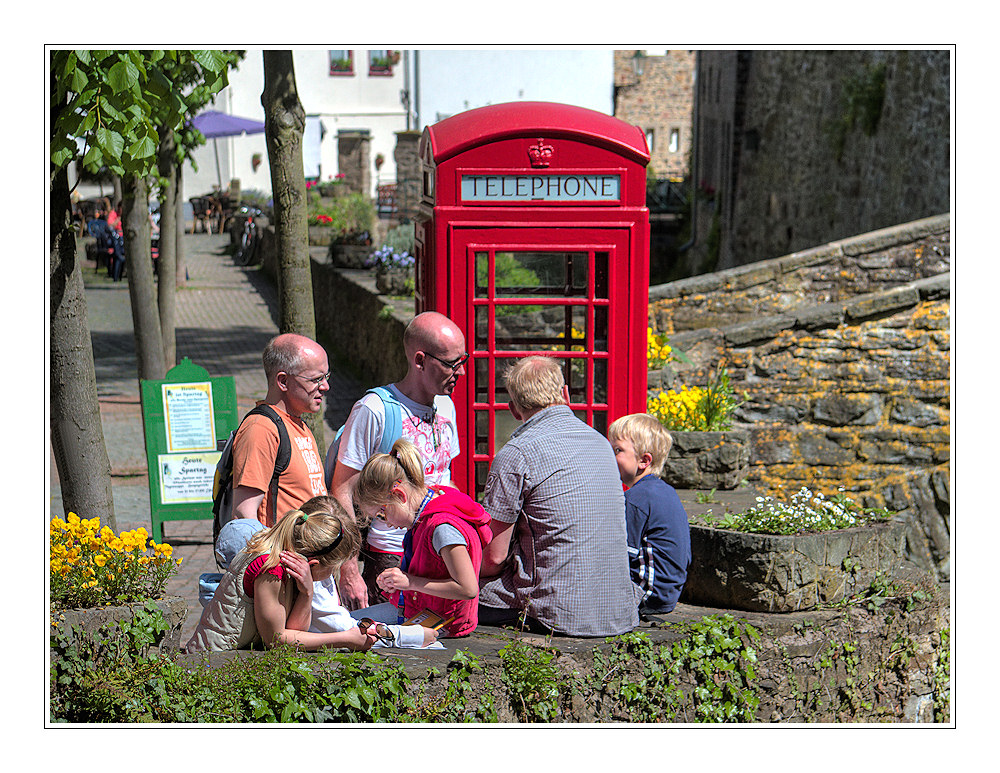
left=415, top=650, right=497, bottom=722
left=596, top=615, right=761, bottom=722
left=50, top=514, right=180, bottom=609
left=50, top=608, right=418, bottom=723
left=696, top=488, right=718, bottom=504
left=594, top=631, right=682, bottom=721
left=933, top=628, right=951, bottom=723
left=307, top=191, right=374, bottom=242
left=384, top=222, right=415, bottom=254
left=669, top=614, right=761, bottom=722
left=499, top=639, right=566, bottom=722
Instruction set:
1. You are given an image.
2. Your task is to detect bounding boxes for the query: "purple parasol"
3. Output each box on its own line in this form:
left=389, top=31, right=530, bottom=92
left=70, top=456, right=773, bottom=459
left=191, top=110, right=266, bottom=138
left=190, top=110, right=266, bottom=189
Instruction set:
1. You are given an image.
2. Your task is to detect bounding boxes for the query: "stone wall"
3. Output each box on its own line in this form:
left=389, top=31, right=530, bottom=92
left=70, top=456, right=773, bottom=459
left=337, top=130, right=371, bottom=198
left=393, top=130, right=423, bottom=221
left=613, top=50, right=695, bottom=180
left=180, top=584, right=950, bottom=723
left=309, top=263, right=410, bottom=387
left=694, top=50, right=951, bottom=270
left=649, top=215, right=951, bottom=579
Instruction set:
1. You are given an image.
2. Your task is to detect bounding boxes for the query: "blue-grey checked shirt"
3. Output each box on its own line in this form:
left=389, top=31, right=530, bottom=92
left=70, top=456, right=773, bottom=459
left=479, top=405, right=640, bottom=636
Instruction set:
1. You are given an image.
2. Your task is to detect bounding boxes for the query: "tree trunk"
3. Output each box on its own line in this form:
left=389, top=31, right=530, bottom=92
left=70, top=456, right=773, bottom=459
left=175, top=164, right=187, bottom=286
left=50, top=112, right=116, bottom=529
left=262, top=50, right=316, bottom=339
left=262, top=50, right=324, bottom=446
left=156, top=132, right=178, bottom=370
left=121, top=173, right=166, bottom=382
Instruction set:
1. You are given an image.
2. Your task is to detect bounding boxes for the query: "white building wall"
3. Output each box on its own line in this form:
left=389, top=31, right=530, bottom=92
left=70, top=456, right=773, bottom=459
left=183, top=49, right=407, bottom=201
left=182, top=48, right=615, bottom=203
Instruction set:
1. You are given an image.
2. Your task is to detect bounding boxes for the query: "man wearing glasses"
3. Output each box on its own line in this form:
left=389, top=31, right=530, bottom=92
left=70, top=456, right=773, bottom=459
left=328, top=311, right=467, bottom=609
left=231, top=333, right=331, bottom=527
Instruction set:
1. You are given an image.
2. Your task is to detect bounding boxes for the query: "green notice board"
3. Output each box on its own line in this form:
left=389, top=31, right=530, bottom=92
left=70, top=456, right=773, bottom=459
left=140, top=357, right=239, bottom=543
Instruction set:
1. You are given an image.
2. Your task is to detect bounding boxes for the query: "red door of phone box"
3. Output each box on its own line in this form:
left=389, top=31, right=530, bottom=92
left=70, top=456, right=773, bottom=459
left=413, top=102, right=651, bottom=496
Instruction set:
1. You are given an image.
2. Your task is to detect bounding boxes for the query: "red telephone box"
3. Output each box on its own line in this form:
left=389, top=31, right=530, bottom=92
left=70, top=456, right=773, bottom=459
left=414, top=102, right=651, bottom=496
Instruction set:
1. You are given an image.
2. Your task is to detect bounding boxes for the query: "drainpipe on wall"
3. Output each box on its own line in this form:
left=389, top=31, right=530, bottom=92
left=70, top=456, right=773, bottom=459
left=679, top=51, right=700, bottom=254
left=413, top=50, right=421, bottom=130
left=403, top=51, right=411, bottom=131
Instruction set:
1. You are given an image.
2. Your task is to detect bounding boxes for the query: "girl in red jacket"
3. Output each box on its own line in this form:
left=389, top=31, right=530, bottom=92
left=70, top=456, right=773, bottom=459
left=354, top=438, right=492, bottom=637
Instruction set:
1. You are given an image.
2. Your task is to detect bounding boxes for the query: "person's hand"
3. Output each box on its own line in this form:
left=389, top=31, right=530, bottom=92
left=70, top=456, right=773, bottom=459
left=420, top=626, right=439, bottom=648
left=377, top=567, right=411, bottom=594
left=339, top=561, right=369, bottom=611
left=346, top=625, right=377, bottom=651
left=279, top=550, right=314, bottom=596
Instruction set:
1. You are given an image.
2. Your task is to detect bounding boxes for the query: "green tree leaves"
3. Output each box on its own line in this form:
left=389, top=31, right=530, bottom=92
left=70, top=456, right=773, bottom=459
left=50, top=49, right=244, bottom=182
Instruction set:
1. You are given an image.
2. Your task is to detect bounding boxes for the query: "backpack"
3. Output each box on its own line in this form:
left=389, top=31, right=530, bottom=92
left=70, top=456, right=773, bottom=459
left=324, top=387, right=403, bottom=490
left=212, top=404, right=291, bottom=567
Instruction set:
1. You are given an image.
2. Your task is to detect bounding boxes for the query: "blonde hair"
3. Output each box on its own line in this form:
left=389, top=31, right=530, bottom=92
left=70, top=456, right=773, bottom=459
left=354, top=438, right=426, bottom=516
left=607, top=413, right=674, bottom=476
left=245, top=497, right=360, bottom=573
left=504, top=356, right=566, bottom=414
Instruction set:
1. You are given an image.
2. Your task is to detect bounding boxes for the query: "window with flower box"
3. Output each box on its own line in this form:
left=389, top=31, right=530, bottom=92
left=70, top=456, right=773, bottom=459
left=368, top=49, right=400, bottom=76
left=329, top=50, right=354, bottom=76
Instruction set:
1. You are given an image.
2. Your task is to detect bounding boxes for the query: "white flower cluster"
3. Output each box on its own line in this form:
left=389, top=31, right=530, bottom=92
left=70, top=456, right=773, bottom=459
left=718, top=487, right=891, bottom=535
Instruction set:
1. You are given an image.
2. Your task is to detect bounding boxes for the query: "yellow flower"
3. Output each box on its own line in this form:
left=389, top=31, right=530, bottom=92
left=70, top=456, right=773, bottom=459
left=94, top=554, right=107, bottom=567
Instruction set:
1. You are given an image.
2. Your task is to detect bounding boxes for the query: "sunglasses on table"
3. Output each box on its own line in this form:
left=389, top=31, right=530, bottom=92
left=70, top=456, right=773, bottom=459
left=357, top=618, right=395, bottom=646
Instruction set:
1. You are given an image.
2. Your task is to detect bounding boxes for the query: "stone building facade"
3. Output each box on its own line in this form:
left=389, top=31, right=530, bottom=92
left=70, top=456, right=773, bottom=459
left=689, top=50, right=951, bottom=272
left=337, top=129, right=372, bottom=197
left=649, top=214, right=951, bottom=580
left=613, top=50, right=695, bottom=180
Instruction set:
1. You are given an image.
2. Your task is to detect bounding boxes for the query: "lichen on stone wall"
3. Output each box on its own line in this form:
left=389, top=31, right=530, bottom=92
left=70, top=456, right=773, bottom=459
left=648, top=217, right=951, bottom=578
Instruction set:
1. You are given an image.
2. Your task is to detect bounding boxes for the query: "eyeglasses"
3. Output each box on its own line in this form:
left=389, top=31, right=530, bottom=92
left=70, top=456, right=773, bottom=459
left=423, top=352, right=470, bottom=371
left=371, top=479, right=404, bottom=522
left=290, top=371, right=331, bottom=385
left=357, top=618, right=395, bottom=646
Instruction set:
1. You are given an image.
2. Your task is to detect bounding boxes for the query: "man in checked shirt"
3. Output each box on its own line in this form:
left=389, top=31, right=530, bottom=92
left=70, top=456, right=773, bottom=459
left=477, top=356, right=640, bottom=637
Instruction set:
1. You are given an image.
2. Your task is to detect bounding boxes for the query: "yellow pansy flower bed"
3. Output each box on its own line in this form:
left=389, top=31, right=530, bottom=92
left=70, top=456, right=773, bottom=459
left=50, top=513, right=181, bottom=609
left=647, top=368, right=742, bottom=431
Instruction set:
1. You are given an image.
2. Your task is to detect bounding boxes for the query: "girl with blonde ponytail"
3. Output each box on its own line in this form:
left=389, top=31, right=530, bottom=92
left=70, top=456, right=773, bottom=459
left=354, top=438, right=493, bottom=637
left=185, top=497, right=380, bottom=652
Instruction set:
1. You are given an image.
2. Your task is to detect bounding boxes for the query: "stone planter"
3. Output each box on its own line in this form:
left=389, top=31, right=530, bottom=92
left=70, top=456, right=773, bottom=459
left=308, top=225, right=335, bottom=246
left=661, top=430, right=750, bottom=490
left=329, top=243, right=371, bottom=268
left=376, top=266, right=414, bottom=296
left=681, top=518, right=910, bottom=612
left=50, top=595, right=188, bottom=654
